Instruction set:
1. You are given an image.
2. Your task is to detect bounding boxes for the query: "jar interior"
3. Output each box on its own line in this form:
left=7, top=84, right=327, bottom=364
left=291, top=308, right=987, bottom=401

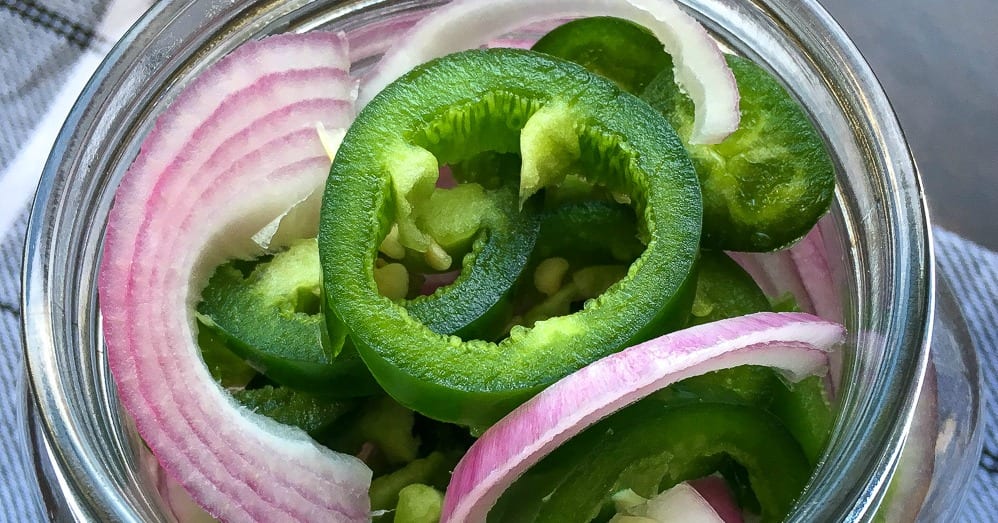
left=22, top=1, right=930, bottom=521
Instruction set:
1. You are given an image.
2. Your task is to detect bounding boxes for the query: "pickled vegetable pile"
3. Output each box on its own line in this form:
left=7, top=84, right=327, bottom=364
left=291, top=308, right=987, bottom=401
left=98, top=2, right=845, bottom=522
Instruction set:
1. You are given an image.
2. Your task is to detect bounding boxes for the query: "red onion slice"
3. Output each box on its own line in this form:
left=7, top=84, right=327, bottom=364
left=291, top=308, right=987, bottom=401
left=689, top=475, right=744, bottom=523
left=113, top=32, right=352, bottom=212
left=727, top=218, right=842, bottom=324
left=441, top=312, right=843, bottom=522
left=359, top=0, right=739, bottom=144
left=99, top=32, right=372, bottom=521
left=727, top=218, right=845, bottom=392
left=347, top=11, right=424, bottom=66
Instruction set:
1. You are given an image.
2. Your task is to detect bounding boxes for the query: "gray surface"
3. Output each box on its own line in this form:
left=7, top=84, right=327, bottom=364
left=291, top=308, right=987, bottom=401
left=818, top=0, right=998, bottom=250
left=0, top=0, right=108, bottom=168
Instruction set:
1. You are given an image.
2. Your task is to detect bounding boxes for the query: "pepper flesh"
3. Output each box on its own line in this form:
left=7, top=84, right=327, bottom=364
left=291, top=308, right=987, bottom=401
left=319, top=48, right=701, bottom=427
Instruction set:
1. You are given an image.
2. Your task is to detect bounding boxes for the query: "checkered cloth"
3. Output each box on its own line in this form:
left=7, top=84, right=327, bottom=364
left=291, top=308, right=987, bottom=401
left=0, top=1, right=993, bottom=521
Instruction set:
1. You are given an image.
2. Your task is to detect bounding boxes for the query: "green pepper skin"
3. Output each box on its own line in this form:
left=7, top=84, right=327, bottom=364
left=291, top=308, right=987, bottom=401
left=532, top=16, right=673, bottom=94
left=198, top=241, right=379, bottom=398
left=196, top=318, right=257, bottom=388
left=405, top=187, right=540, bottom=341
left=687, top=250, right=773, bottom=327
left=769, top=375, right=833, bottom=465
left=535, top=200, right=644, bottom=266
left=320, top=49, right=700, bottom=427
left=652, top=367, right=831, bottom=466
left=449, top=151, right=521, bottom=191
left=230, top=386, right=355, bottom=436
left=642, top=54, right=836, bottom=252
left=534, top=17, right=833, bottom=252
left=490, top=402, right=811, bottom=523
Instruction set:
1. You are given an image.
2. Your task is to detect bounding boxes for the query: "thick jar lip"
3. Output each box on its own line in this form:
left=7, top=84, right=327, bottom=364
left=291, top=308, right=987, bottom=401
left=20, top=0, right=933, bottom=521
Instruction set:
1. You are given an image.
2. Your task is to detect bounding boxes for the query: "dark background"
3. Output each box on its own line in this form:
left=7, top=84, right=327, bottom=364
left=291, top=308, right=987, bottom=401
left=818, top=0, right=998, bottom=251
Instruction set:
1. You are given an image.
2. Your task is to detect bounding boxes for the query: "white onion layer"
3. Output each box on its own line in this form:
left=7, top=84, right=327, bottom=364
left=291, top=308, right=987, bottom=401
left=689, top=475, right=744, bottom=523
left=359, top=0, right=740, bottom=144
left=644, top=482, right=725, bottom=522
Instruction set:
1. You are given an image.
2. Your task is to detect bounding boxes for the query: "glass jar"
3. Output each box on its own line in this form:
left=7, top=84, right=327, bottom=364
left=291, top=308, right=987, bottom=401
left=20, top=0, right=982, bottom=521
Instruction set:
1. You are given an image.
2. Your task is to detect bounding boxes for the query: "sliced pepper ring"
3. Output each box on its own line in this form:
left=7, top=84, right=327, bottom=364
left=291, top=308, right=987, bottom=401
left=319, top=48, right=701, bottom=427
left=405, top=186, right=540, bottom=341
left=197, top=239, right=379, bottom=398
